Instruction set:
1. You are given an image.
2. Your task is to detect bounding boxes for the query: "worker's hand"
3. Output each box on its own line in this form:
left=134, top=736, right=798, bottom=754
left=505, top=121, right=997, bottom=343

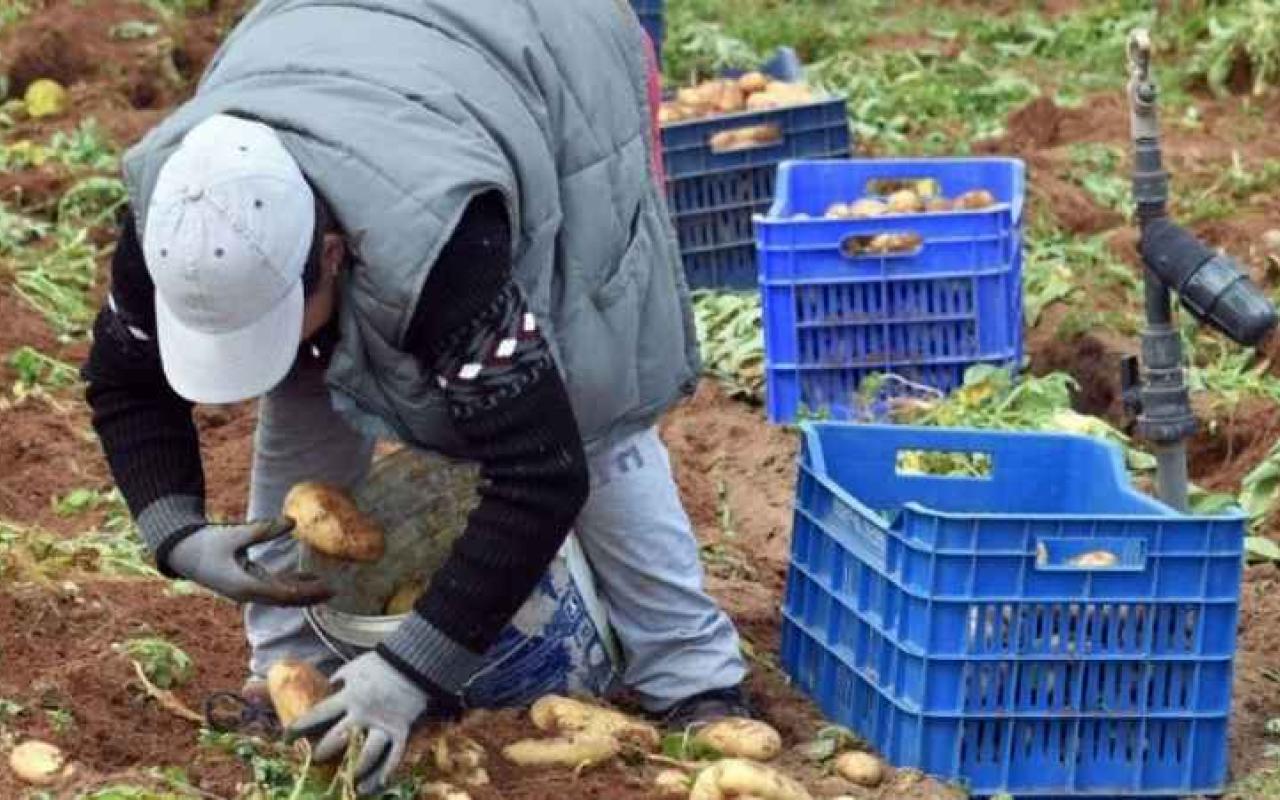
left=287, top=651, right=429, bottom=795
left=166, top=519, right=334, bottom=606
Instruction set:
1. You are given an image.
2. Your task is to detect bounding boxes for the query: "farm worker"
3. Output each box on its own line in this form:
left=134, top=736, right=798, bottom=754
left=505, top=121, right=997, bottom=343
left=80, top=0, right=747, bottom=793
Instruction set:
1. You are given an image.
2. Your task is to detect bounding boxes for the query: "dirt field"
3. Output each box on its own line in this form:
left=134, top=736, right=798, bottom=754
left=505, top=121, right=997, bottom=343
left=2, top=0, right=1279, bottom=798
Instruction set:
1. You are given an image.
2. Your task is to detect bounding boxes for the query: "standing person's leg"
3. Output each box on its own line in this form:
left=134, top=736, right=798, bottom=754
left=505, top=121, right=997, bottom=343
left=575, top=426, right=746, bottom=713
left=243, top=362, right=376, bottom=679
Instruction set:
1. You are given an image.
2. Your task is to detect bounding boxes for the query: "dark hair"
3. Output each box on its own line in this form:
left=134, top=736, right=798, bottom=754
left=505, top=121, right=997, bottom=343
left=301, top=191, right=338, bottom=297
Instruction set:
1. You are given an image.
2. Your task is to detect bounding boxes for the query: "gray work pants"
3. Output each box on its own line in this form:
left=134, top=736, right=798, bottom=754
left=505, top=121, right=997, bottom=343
left=242, top=364, right=745, bottom=710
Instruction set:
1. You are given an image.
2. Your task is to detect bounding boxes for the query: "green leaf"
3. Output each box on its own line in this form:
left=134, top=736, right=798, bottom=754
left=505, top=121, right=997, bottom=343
left=55, top=487, right=100, bottom=516
left=1246, top=536, right=1280, bottom=564
left=796, top=736, right=838, bottom=763
left=0, top=697, right=25, bottom=724
left=661, top=731, right=723, bottom=762
left=115, top=637, right=194, bottom=689
left=1188, top=486, right=1238, bottom=515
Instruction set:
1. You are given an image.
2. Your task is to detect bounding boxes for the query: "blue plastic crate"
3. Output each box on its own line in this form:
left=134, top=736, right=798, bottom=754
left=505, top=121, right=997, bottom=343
left=756, top=158, right=1026, bottom=422
left=780, top=423, right=1245, bottom=798
left=663, top=49, right=852, bottom=289
left=629, top=0, right=664, bottom=61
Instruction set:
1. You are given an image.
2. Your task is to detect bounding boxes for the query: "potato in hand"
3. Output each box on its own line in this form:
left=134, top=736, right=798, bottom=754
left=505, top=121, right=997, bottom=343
left=283, top=481, right=385, bottom=562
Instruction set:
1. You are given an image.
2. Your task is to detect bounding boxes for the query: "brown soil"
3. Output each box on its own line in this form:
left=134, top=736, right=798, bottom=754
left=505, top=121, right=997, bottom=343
left=1187, top=398, right=1280, bottom=493
left=196, top=403, right=258, bottom=521
left=0, top=580, right=248, bottom=798
left=660, top=381, right=799, bottom=597
left=1231, top=564, right=1280, bottom=778
left=1024, top=306, right=1130, bottom=418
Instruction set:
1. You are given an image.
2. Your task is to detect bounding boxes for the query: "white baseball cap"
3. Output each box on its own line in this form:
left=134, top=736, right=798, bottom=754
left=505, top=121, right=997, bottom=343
left=143, top=113, right=316, bottom=404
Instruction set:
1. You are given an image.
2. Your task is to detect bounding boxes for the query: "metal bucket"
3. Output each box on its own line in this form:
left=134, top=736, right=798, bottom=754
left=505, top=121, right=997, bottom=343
left=300, top=447, right=619, bottom=708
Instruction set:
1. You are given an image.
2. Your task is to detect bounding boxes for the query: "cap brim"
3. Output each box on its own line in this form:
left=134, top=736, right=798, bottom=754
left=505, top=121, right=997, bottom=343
left=155, top=281, right=304, bottom=404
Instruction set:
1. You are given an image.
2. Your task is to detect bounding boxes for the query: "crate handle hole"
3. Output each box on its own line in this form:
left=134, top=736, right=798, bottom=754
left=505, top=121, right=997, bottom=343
left=865, top=177, right=942, bottom=199
left=840, top=232, right=924, bottom=259
left=896, top=449, right=992, bottom=478
left=708, top=123, right=783, bottom=154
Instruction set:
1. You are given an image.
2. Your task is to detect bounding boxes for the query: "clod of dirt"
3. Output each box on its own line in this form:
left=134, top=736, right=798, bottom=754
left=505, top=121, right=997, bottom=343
left=9, top=740, right=73, bottom=786
left=1001, top=96, right=1067, bottom=150
left=6, top=28, right=92, bottom=94
left=833, top=751, right=884, bottom=787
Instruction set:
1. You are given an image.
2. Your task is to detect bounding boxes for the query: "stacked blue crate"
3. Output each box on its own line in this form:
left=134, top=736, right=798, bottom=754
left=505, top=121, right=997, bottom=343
left=755, top=158, right=1025, bottom=422
left=663, top=49, right=852, bottom=289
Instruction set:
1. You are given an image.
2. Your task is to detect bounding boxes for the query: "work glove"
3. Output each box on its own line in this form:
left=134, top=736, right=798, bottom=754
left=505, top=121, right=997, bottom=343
left=287, top=651, right=430, bottom=795
left=166, top=519, right=334, bottom=606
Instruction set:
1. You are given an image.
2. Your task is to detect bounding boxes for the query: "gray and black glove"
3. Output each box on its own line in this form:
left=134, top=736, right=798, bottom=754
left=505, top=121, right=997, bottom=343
left=287, top=651, right=430, bottom=795
left=163, top=518, right=334, bottom=606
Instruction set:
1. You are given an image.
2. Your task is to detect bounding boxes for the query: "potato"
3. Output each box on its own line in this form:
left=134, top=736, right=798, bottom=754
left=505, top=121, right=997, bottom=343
left=865, top=233, right=923, bottom=254
left=284, top=482, right=385, bottom=562
left=689, top=758, right=812, bottom=800
left=746, top=124, right=781, bottom=144
left=746, top=92, right=782, bottom=111
left=529, top=695, right=659, bottom=750
left=433, top=733, right=486, bottom=775
left=693, top=718, right=783, bottom=761
left=1263, top=229, right=1280, bottom=253
left=715, top=82, right=746, bottom=114
left=9, top=741, right=73, bottom=786
left=833, top=751, right=884, bottom=787
left=825, top=202, right=851, bottom=219
left=655, top=768, right=691, bottom=796
left=421, top=782, right=471, bottom=800
left=1068, top=549, right=1119, bottom=568
left=847, top=198, right=888, bottom=218
left=502, top=734, right=619, bottom=768
left=658, top=104, right=686, bottom=125
left=709, top=130, right=745, bottom=152
left=886, top=189, right=924, bottom=214
left=267, top=658, right=331, bottom=727
left=677, top=86, right=705, bottom=107
left=738, top=71, right=770, bottom=94
left=385, top=580, right=424, bottom=615
left=925, top=197, right=955, bottom=212
left=955, top=189, right=996, bottom=210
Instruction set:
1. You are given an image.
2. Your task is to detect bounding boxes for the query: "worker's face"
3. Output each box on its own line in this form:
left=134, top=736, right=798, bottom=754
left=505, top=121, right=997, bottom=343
left=301, top=232, right=345, bottom=339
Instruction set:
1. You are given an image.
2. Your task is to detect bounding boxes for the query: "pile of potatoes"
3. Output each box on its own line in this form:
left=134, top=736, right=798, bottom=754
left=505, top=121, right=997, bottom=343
left=822, top=187, right=996, bottom=220
left=499, top=695, right=889, bottom=800
left=659, top=72, right=815, bottom=126
left=268, top=484, right=894, bottom=799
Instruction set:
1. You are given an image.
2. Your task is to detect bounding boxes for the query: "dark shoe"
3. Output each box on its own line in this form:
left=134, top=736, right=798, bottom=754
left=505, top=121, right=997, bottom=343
left=661, top=685, right=754, bottom=731
left=203, top=680, right=280, bottom=736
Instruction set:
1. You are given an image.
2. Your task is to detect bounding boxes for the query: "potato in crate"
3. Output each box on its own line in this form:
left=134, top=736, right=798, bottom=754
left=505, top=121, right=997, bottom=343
left=781, top=423, right=1245, bottom=798
left=755, top=158, right=1026, bottom=423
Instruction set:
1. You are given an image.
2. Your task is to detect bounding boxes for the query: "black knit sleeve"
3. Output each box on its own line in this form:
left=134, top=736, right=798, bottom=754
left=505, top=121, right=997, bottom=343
left=377, top=191, right=589, bottom=698
left=82, top=210, right=207, bottom=568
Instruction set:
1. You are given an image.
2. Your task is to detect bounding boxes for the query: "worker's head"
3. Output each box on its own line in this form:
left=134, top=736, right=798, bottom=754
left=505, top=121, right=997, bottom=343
left=141, top=114, right=346, bottom=404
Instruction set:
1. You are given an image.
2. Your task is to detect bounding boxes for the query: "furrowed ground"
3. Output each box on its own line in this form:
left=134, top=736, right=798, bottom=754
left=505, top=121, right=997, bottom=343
left=1, top=0, right=1278, bottom=798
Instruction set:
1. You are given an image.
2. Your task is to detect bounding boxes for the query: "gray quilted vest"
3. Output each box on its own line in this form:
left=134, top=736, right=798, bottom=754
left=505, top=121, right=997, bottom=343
left=121, top=0, right=699, bottom=455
